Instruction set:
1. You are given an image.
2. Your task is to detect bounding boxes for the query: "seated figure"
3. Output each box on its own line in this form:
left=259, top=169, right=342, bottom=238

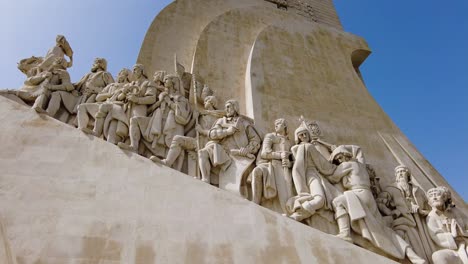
left=77, top=68, right=131, bottom=144
left=29, top=57, right=74, bottom=114
left=47, top=58, right=114, bottom=121
left=426, top=187, right=468, bottom=264
left=198, top=99, right=261, bottom=197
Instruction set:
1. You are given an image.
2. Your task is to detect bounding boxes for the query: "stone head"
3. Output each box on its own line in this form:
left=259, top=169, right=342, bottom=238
left=274, top=118, right=288, bottom=135
left=225, top=100, right=239, bottom=118
left=92, top=58, right=107, bottom=72
left=153, top=71, right=166, bottom=84
left=427, top=187, right=448, bottom=211
left=132, top=64, right=147, bottom=79
left=204, top=95, right=218, bottom=110
left=117, top=68, right=131, bottom=84
left=395, top=165, right=411, bottom=184
left=201, top=85, right=214, bottom=100
left=294, top=125, right=310, bottom=144
left=330, top=146, right=353, bottom=164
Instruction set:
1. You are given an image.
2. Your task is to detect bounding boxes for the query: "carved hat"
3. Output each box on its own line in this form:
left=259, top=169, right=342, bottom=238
left=294, top=123, right=309, bottom=144
left=329, top=145, right=353, bottom=162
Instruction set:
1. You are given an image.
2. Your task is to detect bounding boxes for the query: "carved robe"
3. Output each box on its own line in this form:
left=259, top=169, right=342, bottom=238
left=254, top=132, right=293, bottom=213
left=329, top=161, right=414, bottom=260
left=386, top=184, right=436, bottom=262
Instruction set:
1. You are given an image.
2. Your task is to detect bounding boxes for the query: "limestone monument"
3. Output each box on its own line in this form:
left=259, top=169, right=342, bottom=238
left=0, top=0, right=466, bottom=263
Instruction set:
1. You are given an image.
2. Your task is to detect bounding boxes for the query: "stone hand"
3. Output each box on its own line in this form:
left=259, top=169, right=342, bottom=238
left=410, top=204, right=419, bottom=214
left=225, top=126, right=237, bottom=135
left=127, top=94, right=138, bottom=102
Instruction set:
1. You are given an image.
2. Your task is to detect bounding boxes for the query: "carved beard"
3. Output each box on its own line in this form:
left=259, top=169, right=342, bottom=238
left=397, top=179, right=411, bottom=198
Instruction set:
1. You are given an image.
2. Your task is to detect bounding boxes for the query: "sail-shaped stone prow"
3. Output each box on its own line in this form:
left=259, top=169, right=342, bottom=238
left=0, top=96, right=395, bottom=263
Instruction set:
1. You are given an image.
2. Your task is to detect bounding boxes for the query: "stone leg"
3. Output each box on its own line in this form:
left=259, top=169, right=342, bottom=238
left=32, top=93, right=48, bottom=113
left=46, top=91, right=62, bottom=117
left=77, top=104, right=90, bottom=131
left=118, top=117, right=143, bottom=152
left=431, top=249, right=462, bottom=264
left=93, top=104, right=112, bottom=136
left=198, top=148, right=211, bottom=183
left=405, top=247, right=427, bottom=264
left=106, top=120, right=119, bottom=144
left=251, top=167, right=264, bottom=204
left=333, top=195, right=353, bottom=242
left=165, top=136, right=196, bottom=167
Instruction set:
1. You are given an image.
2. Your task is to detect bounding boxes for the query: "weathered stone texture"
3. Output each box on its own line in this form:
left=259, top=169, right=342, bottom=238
left=263, top=0, right=342, bottom=29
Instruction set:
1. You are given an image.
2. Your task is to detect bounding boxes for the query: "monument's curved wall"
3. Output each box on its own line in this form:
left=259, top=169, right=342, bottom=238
left=138, top=0, right=467, bottom=211
left=0, top=96, right=396, bottom=263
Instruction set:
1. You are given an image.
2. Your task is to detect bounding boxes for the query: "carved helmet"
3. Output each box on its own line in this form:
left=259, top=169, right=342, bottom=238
left=294, top=123, right=310, bottom=144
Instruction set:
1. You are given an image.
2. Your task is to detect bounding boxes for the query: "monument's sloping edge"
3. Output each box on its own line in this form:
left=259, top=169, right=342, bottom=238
left=0, top=96, right=396, bottom=263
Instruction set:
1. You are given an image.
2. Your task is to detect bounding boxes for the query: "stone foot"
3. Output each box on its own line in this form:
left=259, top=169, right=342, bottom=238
left=32, top=106, right=46, bottom=114
left=335, top=233, right=353, bottom=243
left=79, top=127, right=95, bottom=135
left=149, top=156, right=167, bottom=165
left=118, top=142, right=136, bottom=152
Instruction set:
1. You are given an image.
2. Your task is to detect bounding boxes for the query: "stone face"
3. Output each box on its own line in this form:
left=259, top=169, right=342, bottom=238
left=0, top=96, right=397, bottom=263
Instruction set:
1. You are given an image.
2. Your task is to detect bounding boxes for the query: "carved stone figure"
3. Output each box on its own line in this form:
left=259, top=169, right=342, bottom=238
left=198, top=99, right=261, bottom=195
left=117, top=64, right=157, bottom=153
left=47, top=58, right=114, bottom=120
left=381, top=165, right=435, bottom=262
left=426, top=187, right=468, bottom=264
left=285, top=123, right=338, bottom=224
left=175, top=57, right=192, bottom=99
left=249, top=118, right=293, bottom=213
left=144, top=74, right=191, bottom=158
left=328, top=146, right=426, bottom=263
left=35, top=35, right=74, bottom=74
left=77, top=68, right=131, bottom=144
left=150, top=95, right=218, bottom=173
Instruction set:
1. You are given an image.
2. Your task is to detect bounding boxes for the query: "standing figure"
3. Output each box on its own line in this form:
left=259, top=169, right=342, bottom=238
left=426, top=187, right=467, bottom=264
left=150, top=95, right=219, bottom=173
left=198, top=99, right=261, bottom=192
left=328, top=146, right=425, bottom=264
left=47, top=58, right=114, bottom=119
left=250, top=118, right=293, bottom=213
left=77, top=68, right=131, bottom=143
left=144, top=74, right=191, bottom=158
left=382, top=165, right=435, bottom=262
left=117, top=64, right=157, bottom=152
left=35, top=35, right=74, bottom=73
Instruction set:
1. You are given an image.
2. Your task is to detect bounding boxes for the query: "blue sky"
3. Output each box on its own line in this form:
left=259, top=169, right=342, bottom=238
left=1, top=1, right=466, bottom=201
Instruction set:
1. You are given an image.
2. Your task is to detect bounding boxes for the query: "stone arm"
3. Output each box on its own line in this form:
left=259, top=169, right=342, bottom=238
left=47, top=71, right=74, bottom=92
left=209, top=119, right=236, bottom=140
left=327, top=162, right=352, bottom=184
left=95, top=85, right=113, bottom=102
left=25, top=72, right=49, bottom=86
left=135, top=84, right=157, bottom=105
left=313, top=138, right=335, bottom=150
left=260, top=133, right=282, bottom=160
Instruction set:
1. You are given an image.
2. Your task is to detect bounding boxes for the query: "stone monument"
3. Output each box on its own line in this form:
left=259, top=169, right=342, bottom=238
left=0, top=0, right=466, bottom=263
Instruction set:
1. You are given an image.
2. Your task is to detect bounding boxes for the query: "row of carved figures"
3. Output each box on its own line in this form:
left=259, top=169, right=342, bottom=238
left=1, top=35, right=466, bottom=264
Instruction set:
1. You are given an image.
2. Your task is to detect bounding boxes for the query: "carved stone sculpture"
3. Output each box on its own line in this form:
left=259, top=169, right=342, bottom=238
left=426, top=187, right=468, bottom=264
left=328, top=146, right=426, bottom=263
left=150, top=95, right=218, bottom=173
left=77, top=68, right=131, bottom=144
left=249, top=118, right=293, bottom=213
left=117, top=64, right=157, bottom=153
left=286, top=123, right=339, bottom=225
left=144, top=74, right=191, bottom=158
left=300, top=117, right=336, bottom=159
left=47, top=58, right=114, bottom=121
left=26, top=57, right=75, bottom=114
left=380, top=165, right=435, bottom=262
left=198, top=99, right=261, bottom=196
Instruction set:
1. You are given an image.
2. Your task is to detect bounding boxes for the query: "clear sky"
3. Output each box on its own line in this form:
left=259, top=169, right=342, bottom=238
left=0, top=1, right=466, bottom=201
